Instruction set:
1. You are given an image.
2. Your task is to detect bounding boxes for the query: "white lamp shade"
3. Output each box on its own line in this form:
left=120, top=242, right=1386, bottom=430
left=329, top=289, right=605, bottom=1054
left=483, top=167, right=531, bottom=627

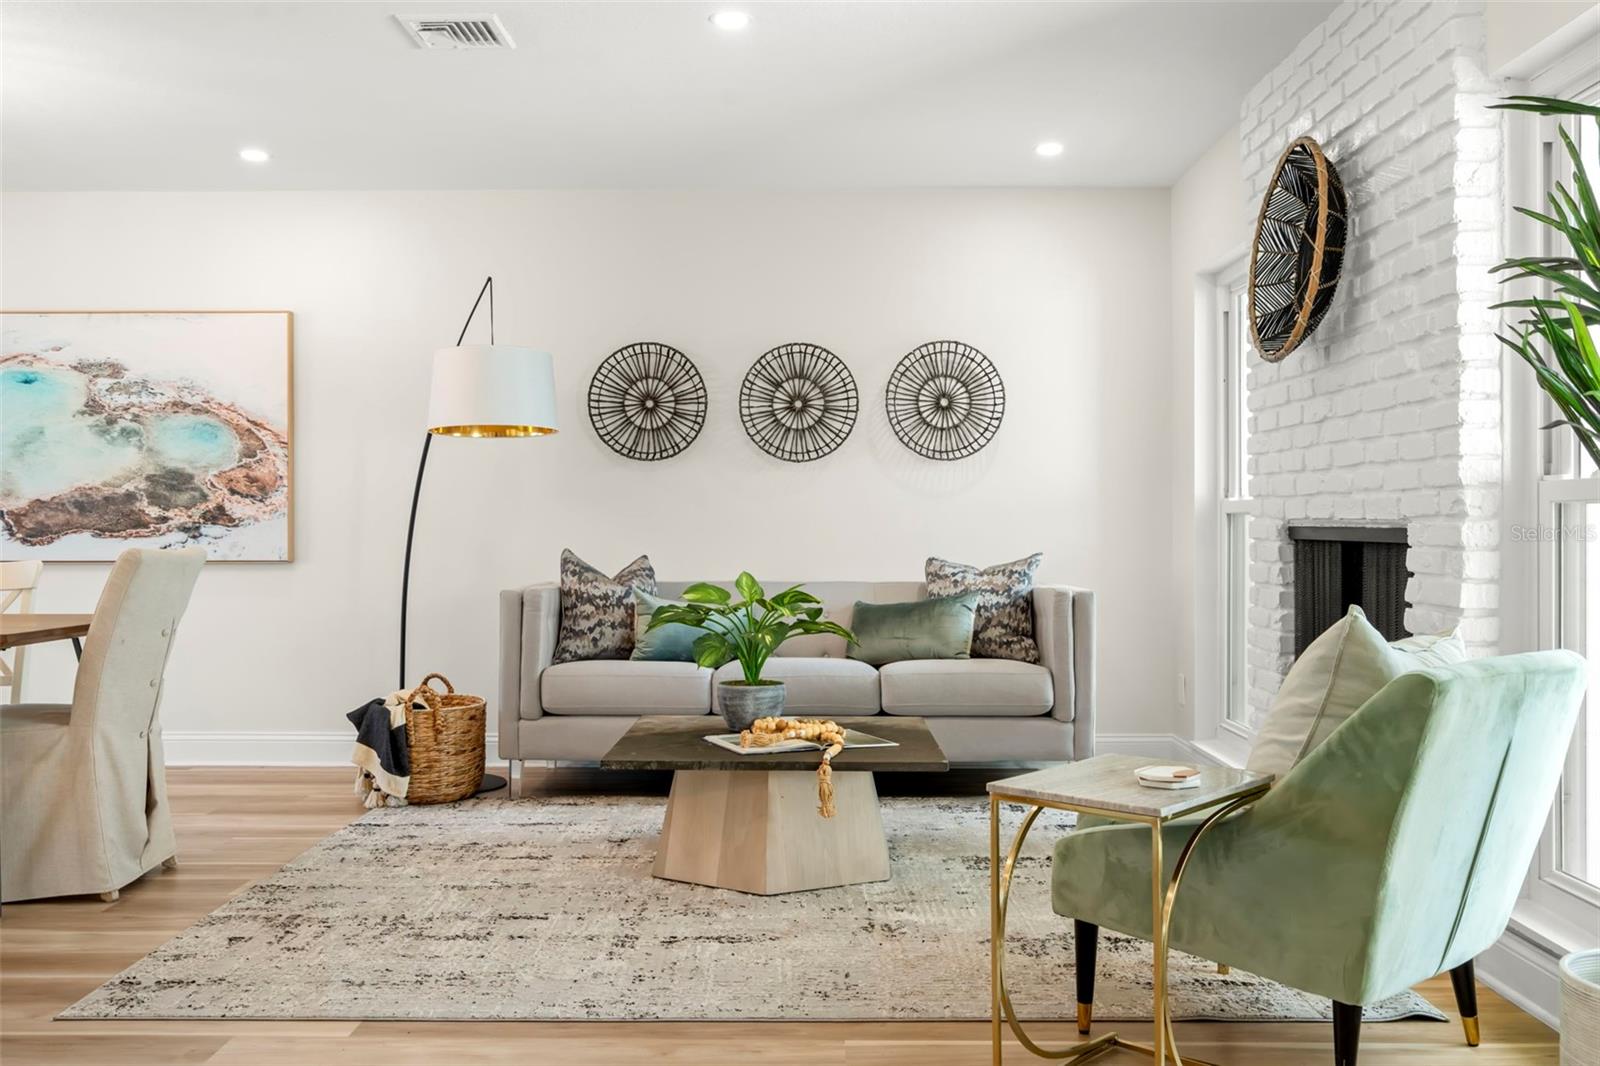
left=426, top=344, right=559, bottom=437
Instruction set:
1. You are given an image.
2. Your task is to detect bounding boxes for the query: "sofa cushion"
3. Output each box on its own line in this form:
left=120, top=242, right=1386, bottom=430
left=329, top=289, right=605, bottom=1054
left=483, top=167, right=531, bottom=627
left=776, top=599, right=856, bottom=658
left=848, top=594, right=979, bottom=666
left=880, top=659, right=1053, bottom=717
left=653, top=581, right=929, bottom=658
left=632, top=590, right=712, bottom=663
left=713, top=657, right=880, bottom=716
left=926, top=553, right=1043, bottom=662
left=541, top=660, right=711, bottom=717
left=552, top=549, right=656, bottom=664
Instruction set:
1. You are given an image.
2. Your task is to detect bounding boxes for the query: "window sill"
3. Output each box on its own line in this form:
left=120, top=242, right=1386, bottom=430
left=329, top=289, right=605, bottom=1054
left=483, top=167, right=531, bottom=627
left=1189, top=734, right=1250, bottom=769
left=1509, top=896, right=1600, bottom=958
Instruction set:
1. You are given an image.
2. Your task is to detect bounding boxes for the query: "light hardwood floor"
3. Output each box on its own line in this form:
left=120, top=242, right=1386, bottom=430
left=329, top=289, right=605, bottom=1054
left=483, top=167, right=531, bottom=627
left=0, top=766, right=1559, bottom=1066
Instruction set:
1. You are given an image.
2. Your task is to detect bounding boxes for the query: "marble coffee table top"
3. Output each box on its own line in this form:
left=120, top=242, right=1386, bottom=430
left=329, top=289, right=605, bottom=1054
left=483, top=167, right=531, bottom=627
left=600, top=716, right=949, bottom=773
left=988, top=754, right=1272, bottom=821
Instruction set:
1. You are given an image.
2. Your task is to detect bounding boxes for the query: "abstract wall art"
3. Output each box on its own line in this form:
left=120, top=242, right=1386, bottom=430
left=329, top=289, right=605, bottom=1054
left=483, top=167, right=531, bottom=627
left=0, top=311, right=293, bottom=561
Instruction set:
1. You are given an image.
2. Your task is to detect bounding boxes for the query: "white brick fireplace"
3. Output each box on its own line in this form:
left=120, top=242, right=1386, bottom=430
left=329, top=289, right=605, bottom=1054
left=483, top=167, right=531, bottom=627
left=1239, top=0, right=1505, bottom=721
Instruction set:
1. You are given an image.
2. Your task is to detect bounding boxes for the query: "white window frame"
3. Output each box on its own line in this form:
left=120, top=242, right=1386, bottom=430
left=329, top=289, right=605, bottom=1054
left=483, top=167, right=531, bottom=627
left=1194, top=254, right=1255, bottom=768
left=1503, top=39, right=1600, bottom=951
left=1219, top=270, right=1253, bottom=737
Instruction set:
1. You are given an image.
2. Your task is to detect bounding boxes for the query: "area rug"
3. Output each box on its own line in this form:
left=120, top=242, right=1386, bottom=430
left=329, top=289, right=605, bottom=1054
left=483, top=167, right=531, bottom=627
left=62, top=795, right=1446, bottom=1022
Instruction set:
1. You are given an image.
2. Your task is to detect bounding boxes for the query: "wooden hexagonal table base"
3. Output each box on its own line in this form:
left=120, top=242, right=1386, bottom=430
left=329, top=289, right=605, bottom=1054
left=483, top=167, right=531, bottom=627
left=653, top=769, right=891, bottom=895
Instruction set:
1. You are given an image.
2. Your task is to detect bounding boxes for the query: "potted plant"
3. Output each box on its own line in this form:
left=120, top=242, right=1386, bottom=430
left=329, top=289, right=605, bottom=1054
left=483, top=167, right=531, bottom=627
left=1492, top=95, right=1600, bottom=465
left=1562, top=949, right=1600, bottom=1064
left=647, top=572, right=856, bottom=730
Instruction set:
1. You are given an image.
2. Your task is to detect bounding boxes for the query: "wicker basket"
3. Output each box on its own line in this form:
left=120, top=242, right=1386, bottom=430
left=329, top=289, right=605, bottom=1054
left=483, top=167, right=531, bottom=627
left=404, top=673, right=485, bottom=805
left=1562, top=949, right=1600, bottom=1066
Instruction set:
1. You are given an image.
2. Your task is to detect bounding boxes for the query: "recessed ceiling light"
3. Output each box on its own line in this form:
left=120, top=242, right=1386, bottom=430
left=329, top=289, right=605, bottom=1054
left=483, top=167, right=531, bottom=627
left=709, top=10, right=751, bottom=31
left=1035, top=141, right=1065, bottom=159
left=239, top=147, right=270, bottom=164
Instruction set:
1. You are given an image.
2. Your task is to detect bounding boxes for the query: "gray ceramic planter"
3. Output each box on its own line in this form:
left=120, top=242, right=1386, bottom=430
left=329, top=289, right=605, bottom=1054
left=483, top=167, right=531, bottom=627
left=719, top=680, right=786, bottom=731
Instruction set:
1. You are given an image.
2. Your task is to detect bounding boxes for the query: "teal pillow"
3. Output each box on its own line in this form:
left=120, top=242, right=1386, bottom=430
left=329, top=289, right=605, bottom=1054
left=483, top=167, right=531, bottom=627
left=632, top=590, right=711, bottom=662
left=848, top=594, right=981, bottom=666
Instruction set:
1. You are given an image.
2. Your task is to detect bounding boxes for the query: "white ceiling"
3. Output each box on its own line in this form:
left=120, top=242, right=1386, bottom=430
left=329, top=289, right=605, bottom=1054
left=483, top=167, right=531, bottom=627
left=2, top=1, right=1334, bottom=191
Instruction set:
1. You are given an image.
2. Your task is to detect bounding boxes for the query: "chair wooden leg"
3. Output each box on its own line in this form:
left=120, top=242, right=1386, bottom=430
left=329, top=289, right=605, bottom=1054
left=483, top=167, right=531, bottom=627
left=1074, top=919, right=1097, bottom=1034
left=1450, top=960, right=1480, bottom=1047
left=1332, top=1001, right=1362, bottom=1066
left=98, top=890, right=119, bottom=902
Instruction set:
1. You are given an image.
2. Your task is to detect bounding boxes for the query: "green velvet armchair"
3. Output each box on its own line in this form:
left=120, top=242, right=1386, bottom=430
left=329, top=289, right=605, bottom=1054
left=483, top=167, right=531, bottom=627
left=1052, top=651, right=1587, bottom=1065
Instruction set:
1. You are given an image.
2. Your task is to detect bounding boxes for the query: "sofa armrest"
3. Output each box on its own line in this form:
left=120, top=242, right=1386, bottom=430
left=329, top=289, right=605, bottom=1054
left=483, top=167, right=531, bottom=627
left=497, top=583, right=560, bottom=760
left=1033, top=585, right=1095, bottom=760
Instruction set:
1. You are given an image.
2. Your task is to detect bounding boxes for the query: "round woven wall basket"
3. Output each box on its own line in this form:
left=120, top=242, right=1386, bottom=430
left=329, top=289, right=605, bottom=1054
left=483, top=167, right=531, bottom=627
left=1248, top=135, right=1348, bottom=362
left=587, top=341, right=707, bottom=461
left=404, top=672, right=485, bottom=804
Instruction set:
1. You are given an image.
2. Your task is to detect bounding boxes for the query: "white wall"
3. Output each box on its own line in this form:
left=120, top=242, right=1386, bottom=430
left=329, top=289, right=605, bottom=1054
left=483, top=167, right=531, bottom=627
left=1, top=189, right=1178, bottom=758
left=1167, top=130, right=1250, bottom=742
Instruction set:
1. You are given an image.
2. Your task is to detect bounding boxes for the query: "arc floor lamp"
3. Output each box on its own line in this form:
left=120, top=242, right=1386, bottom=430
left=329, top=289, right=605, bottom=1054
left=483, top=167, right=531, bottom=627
left=401, top=275, right=558, bottom=687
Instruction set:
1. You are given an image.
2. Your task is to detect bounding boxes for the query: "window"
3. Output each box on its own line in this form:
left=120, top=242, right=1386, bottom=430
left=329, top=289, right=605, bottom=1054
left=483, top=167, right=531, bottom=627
left=1549, top=497, right=1600, bottom=885
left=1539, top=81, right=1600, bottom=898
left=1517, top=59, right=1600, bottom=933
left=1220, top=272, right=1254, bottom=734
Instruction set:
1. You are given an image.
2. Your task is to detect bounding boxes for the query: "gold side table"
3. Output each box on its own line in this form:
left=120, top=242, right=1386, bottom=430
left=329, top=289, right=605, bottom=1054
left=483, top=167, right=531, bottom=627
left=988, top=755, right=1272, bottom=1066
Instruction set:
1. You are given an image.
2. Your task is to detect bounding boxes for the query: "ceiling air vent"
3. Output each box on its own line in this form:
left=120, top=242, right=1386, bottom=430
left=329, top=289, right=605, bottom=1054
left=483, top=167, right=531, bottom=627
left=396, top=14, right=515, bottom=49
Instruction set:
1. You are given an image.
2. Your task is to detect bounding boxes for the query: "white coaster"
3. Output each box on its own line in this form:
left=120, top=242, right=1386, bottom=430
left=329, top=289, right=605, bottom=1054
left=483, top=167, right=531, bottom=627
left=1135, top=764, right=1202, bottom=790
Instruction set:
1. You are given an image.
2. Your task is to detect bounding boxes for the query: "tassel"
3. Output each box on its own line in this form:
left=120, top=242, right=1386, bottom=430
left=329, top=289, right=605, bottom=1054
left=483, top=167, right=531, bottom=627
left=744, top=718, right=845, bottom=817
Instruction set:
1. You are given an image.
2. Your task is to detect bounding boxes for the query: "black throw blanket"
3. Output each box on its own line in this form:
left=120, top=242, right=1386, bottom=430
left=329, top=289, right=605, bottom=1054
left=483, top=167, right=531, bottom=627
left=348, top=694, right=411, bottom=807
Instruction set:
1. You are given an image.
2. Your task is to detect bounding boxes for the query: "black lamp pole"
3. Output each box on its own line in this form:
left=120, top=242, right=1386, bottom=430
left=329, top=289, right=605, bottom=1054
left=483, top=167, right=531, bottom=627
left=399, top=276, right=494, bottom=688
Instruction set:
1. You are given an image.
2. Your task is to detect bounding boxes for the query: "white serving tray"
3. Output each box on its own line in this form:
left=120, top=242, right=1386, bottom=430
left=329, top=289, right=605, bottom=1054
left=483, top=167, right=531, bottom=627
left=703, top=729, right=899, bottom=756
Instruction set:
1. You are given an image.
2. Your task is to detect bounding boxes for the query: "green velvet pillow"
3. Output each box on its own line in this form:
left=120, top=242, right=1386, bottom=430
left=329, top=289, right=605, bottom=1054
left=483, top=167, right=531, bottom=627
left=848, top=594, right=981, bottom=666
left=631, top=590, right=711, bottom=663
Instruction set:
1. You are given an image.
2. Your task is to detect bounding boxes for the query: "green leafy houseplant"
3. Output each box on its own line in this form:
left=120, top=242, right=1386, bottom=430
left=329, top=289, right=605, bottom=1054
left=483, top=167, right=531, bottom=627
left=1492, top=95, right=1600, bottom=467
left=647, top=572, right=856, bottom=686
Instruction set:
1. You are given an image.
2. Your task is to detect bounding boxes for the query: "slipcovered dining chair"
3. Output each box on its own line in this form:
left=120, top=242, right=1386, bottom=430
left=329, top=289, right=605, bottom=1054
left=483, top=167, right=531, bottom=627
left=1052, top=651, right=1586, bottom=1065
left=1, top=559, right=45, bottom=703
left=1, top=547, right=204, bottom=903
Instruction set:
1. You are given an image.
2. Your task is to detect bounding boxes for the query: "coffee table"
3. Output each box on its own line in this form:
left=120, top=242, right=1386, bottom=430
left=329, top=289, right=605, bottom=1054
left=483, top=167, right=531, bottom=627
left=601, top=716, right=948, bottom=895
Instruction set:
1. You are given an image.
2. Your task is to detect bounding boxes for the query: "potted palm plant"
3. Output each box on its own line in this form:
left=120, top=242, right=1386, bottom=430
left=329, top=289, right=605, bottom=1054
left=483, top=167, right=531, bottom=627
left=647, top=572, right=856, bottom=730
left=1492, top=95, right=1600, bottom=465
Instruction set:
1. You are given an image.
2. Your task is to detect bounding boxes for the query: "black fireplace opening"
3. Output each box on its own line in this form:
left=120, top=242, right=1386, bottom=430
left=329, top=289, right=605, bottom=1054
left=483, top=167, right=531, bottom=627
left=1287, top=525, right=1411, bottom=657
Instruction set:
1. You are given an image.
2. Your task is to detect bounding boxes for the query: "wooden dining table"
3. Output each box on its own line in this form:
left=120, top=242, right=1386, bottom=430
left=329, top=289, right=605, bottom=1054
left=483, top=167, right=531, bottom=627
left=0, top=614, right=93, bottom=657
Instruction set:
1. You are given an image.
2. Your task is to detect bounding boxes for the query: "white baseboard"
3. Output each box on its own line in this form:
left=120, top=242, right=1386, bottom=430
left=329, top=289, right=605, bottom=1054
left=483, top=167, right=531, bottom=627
left=164, top=730, right=1190, bottom=766
left=1478, top=926, right=1564, bottom=1031
left=1095, top=734, right=1195, bottom=761
left=163, top=730, right=504, bottom=766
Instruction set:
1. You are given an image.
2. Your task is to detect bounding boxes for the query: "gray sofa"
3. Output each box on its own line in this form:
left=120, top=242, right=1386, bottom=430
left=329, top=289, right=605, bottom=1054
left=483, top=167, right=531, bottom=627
left=497, top=579, right=1095, bottom=795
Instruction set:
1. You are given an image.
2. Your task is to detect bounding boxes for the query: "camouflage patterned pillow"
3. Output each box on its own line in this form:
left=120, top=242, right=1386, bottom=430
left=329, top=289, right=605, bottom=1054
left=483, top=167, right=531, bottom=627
left=551, top=550, right=657, bottom=663
left=925, top=553, right=1043, bottom=663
